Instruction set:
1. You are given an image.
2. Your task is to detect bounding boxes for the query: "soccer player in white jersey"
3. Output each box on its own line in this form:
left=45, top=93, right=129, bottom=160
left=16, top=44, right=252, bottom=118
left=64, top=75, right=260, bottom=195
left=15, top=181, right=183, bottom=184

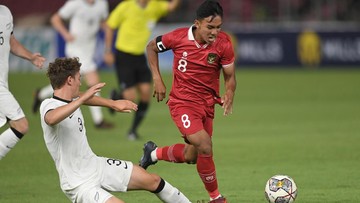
left=40, top=57, right=191, bottom=203
left=33, top=0, right=114, bottom=129
left=0, top=5, right=45, bottom=160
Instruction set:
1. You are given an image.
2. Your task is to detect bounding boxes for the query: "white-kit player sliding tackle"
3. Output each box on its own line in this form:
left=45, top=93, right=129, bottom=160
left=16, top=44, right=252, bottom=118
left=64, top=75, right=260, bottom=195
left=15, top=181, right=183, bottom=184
left=40, top=57, right=191, bottom=203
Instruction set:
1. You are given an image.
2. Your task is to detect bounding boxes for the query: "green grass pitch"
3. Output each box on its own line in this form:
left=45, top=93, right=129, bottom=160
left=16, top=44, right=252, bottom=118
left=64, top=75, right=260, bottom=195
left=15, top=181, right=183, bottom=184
left=0, top=68, right=359, bottom=202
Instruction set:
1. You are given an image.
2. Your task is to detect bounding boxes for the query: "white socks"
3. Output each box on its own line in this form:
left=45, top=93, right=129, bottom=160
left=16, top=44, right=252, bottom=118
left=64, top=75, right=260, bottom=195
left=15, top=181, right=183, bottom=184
left=89, top=92, right=103, bottom=125
left=39, top=84, right=54, bottom=100
left=156, top=180, right=191, bottom=203
left=150, top=148, right=158, bottom=162
left=0, top=128, right=20, bottom=160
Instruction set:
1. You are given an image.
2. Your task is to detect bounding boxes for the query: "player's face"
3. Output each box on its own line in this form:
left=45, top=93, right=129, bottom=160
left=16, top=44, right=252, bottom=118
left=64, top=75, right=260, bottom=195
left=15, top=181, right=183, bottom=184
left=194, top=15, right=223, bottom=44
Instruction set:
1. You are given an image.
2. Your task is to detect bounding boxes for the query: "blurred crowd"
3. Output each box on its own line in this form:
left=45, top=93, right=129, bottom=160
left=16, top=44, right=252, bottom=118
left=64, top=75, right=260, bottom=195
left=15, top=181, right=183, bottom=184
left=3, top=0, right=360, bottom=26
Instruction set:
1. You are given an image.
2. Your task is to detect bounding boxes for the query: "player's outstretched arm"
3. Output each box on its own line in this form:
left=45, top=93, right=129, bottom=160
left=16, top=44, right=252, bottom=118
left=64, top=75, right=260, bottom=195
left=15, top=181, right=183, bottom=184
left=44, top=83, right=105, bottom=125
left=9, top=35, right=45, bottom=69
left=51, top=13, right=74, bottom=42
left=82, top=83, right=138, bottom=113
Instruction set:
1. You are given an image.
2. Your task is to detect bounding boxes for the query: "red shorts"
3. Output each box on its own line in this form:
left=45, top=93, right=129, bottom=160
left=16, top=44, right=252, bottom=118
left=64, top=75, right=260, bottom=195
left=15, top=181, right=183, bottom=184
left=167, top=99, right=214, bottom=138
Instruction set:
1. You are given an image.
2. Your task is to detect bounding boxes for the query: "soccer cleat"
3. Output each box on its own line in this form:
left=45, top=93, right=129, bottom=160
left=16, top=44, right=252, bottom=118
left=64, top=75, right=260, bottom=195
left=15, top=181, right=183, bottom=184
left=209, top=196, right=227, bottom=203
left=32, top=88, right=41, bottom=114
left=95, top=120, right=114, bottom=129
left=127, top=131, right=139, bottom=141
left=139, top=141, right=158, bottom=169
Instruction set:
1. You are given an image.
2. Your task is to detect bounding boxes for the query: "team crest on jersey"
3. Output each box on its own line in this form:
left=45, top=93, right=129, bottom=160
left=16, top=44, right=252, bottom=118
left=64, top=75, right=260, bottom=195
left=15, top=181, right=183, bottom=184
left=207, top=53, right=217, bottom=64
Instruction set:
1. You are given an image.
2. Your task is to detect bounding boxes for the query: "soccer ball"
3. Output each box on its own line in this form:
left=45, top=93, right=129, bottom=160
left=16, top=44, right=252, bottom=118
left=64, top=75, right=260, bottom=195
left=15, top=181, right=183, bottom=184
left=264, top=175, right=298, bottom=203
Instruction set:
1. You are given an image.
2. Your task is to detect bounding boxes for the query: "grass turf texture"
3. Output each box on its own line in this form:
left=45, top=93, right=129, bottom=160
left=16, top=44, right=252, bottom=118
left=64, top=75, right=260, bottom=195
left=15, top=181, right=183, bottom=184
left=0, top=68, right=359, bottom=202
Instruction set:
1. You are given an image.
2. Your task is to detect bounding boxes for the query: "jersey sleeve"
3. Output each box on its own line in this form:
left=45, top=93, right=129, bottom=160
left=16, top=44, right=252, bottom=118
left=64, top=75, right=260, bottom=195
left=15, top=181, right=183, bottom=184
left=0, top=5, right=13, bottom=32
left=39, top=99, right=58, bottom=123
left=106, top=2, right=126, bottom=29
left=156, top=30, right=176, bottom=52
left=220, top=34, right=235, bottom=67
left=58, top=0, right=78, bottom=20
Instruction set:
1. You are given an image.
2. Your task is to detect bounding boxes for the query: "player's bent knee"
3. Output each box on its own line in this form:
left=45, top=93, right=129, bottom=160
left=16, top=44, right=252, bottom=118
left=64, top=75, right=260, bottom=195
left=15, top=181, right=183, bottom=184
left=9, top=118, right=29, bottom=135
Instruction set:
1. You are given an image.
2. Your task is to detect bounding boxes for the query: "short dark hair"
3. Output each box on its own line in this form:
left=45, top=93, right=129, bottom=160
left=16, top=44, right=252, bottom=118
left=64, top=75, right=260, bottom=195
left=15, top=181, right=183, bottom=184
left=47, top=57, right=81, bottom=89
left=196, top=0, right=223, bottom=20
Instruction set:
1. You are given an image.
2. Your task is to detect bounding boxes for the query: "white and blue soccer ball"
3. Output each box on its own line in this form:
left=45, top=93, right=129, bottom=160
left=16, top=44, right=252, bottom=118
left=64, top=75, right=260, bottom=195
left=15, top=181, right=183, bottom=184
left=265, top=175, right=298, bottom=203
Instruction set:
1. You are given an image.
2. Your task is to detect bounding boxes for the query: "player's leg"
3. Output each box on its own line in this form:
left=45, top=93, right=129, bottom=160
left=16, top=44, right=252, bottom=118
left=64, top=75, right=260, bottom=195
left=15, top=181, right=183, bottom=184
left=105, top=196, right=124, bottom=203
left=32, top=84, right=53, bottom=113
left=186, top=129, right=223, bottom=201
left=139, top=104, right=200, bottom=168
left=67, top=182, right=125, bottom=203
left=83, top=70, right=114, bottom=129
left=0, top=118, right=28, bottom=160
left=114, top=50, right=141, bottom=139
left=126, top=82, right=151, bottom=139
left=126, top=54, right=152, bottom=140
left=0, top=92, right=28, bottom=159
left=101, top=157, right=190, bottom=203
left=127, top=165, right=191, bottom=203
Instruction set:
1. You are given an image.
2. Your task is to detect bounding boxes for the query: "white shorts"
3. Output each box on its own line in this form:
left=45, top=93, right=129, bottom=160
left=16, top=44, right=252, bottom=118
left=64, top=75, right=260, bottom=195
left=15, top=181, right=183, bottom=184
left=65, top=42, right=97, bottom=74
left=0, top=88, right=25, bottom=128
left=64, top=157, right=133, bottom=203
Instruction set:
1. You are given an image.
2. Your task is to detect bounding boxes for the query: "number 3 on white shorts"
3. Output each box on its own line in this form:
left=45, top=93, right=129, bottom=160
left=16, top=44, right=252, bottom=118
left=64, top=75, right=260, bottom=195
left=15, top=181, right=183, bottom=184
left=181, top=114, right=191, bottom=128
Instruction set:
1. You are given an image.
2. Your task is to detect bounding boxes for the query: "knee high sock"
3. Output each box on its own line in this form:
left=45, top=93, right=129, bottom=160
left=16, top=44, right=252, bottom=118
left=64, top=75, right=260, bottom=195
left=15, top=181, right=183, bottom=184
left=0, top=128, right=23, bottom=160
left=89, top=93, right=103, bottom=125
left=153, top=178, right=190, bottom=203
left=130, top=101, right=148, bottom=133
left=39, top=84, right=54, bottom=100
left=156, top=144, right=185, bottom=163
left=197, top=154, right=220, bottom=199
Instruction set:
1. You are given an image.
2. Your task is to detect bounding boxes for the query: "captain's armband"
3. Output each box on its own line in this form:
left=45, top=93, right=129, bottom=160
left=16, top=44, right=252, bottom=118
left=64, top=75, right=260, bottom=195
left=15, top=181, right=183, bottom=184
left=156, top=36, right=169, bottom=52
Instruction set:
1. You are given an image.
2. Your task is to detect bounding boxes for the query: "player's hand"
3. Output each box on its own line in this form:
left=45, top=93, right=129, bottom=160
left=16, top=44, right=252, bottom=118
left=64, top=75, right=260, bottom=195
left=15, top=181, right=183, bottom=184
left=153, top=79, right=166, bottom=102
left=111, top=100, right=138, bottom=113
left=103, top=52, right=114, bottom=66
left=64, top=33, right=75, bottom=42
left=222, top=90, right=234, bottom=116
left=31, top=53, right=46, bottom=69
left=80, top=83, right=106, bottom=103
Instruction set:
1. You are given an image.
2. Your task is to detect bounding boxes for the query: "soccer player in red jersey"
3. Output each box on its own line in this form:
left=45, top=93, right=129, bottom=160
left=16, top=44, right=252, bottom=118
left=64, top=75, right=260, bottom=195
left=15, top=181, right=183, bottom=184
left=139, top=0, right=236, bottom=202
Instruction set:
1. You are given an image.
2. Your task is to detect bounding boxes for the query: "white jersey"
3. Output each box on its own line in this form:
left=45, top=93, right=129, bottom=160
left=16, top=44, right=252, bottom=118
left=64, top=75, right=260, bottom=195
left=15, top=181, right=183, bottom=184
left=0, top=5, right=13, bottom=90
left=40, top=97, right=99, bottom=190
left=59, top=0, right=108, bottom=73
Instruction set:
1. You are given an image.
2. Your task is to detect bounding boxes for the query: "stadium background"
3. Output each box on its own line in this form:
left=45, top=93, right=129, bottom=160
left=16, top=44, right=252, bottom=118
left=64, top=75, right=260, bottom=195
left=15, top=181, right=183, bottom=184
left=3, top=0, right=360, bottom=70
left=1, top=0, right=360, bottom=202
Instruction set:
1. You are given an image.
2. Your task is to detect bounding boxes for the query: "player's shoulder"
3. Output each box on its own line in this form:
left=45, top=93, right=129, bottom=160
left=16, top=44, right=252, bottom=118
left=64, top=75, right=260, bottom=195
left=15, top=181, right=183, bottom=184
left=218, top=31, right=232, bottom=41
left=96, top=0, right=108, bottom=5
left=61, top=0, right=82, bottom=8
left=164, top=27, right=188, bottom=42
left=40, top=98, right=62, bottom=111
left=215, top=31, right=233, bottom=47
left=0, top=5, right=12, bottom=16
left=169, top=27, right=188, bottom=36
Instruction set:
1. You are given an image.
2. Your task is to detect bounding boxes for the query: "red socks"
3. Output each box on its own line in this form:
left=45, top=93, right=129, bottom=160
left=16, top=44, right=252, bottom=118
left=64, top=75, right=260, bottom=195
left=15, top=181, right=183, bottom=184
left=156, top=144, right=186, bottom=163
left=197, top=154, right=220, bottom=199
left=156, top=145, right=220, bottom=199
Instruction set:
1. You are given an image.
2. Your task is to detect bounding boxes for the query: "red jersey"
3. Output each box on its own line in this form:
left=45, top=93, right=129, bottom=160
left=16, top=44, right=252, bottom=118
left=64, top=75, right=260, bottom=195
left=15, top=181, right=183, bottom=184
left=159, top=26, right=235, bottom=106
